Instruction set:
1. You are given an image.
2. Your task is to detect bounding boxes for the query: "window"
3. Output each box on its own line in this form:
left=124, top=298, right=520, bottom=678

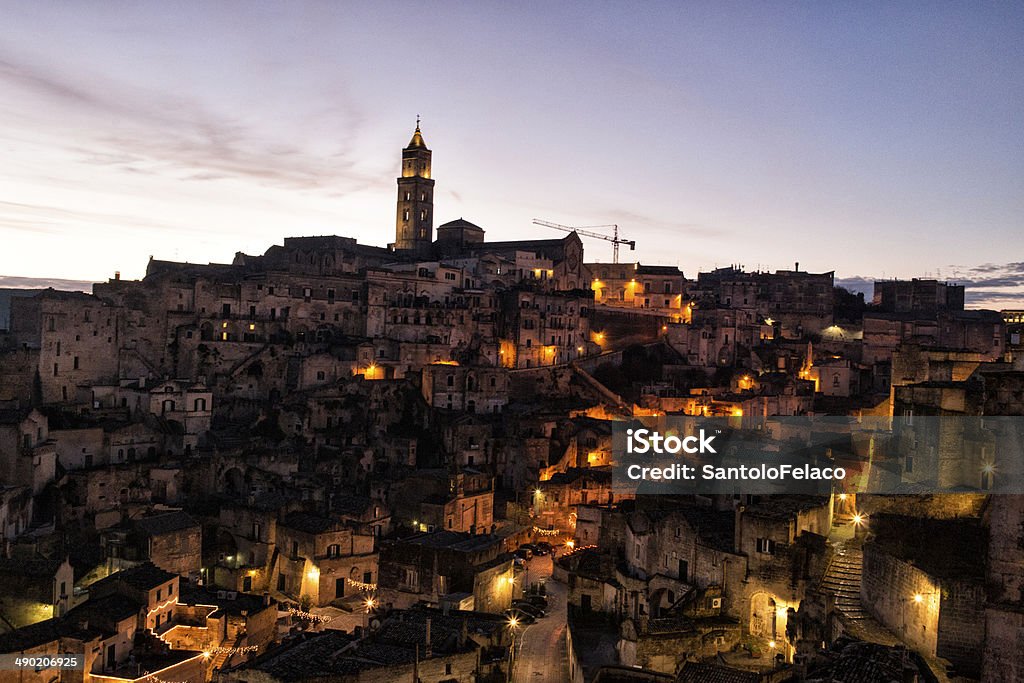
left=755, top=538, right=776, bottom=555
left=168, top=583, right=173, bottom=596
left=327, top=544, right=340, bottom=557
left=403, top=209, right=410, bottom=221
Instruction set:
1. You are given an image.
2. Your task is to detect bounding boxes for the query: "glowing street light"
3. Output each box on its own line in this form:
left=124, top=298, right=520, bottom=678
left=852, top=512, right=865, bottom=527
left=507, top=615, right=519, bottom=629
left=565, top=540, right=575, bottom=550
left=365, top=597, right=378, bottom=611
left=913, top=593, right=924, bottom=604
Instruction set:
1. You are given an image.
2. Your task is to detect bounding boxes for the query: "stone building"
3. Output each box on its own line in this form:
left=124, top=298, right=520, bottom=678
left=421, top=363, right=509, bottom=414
left=0, top=555, right=74, bottom=627
left=273, top=511, right=377, bottom=606
left=0, top=408, right=56, bottom=500
left=873, top=278, right=965, bottom=314
left=377, top=530, right=515, bottom=614
left=586, top=263, right=688, bottom=316
left=102, top=509, right=202, bottom=578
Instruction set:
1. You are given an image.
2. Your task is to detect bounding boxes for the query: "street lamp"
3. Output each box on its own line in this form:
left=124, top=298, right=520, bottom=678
left=506, top=616, right=521, bottom=683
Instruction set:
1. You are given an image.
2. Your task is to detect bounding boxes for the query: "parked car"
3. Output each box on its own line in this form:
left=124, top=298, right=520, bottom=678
left=512, top=600, right=546, bottom=618
left=535, top=542, right=553, bottom=555
left=504, top=608, right=536, bottom=625
left=514, top=547, right=532, bottom=561
left=523, top=594, right=548, bottom=609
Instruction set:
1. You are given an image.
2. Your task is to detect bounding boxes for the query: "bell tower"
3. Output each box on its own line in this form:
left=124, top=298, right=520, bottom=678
left=394, top=118, right=435, bottom=255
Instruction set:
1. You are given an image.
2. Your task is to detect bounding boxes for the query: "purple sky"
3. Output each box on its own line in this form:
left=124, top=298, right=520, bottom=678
left=1, top=2, right=1021, bottom=307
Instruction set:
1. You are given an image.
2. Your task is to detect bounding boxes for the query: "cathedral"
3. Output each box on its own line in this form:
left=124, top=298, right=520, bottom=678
left=387, top=121, right=585, bottom=291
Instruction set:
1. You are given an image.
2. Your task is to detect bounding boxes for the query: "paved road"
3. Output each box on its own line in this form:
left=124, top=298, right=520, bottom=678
left=513, top=555, right=568, bottom=683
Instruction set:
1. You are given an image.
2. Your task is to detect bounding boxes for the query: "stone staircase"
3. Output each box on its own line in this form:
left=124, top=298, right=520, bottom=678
left=820, top=545, right=868, bottom=622
left=210, top=634, right=242, bottom=672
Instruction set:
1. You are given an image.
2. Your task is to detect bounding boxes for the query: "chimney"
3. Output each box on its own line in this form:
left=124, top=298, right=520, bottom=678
left=425, top=617, right=432, bottom=658
left=114, top=271, right=120, bottom=281
left=795, top=262, right=799, bottom=272
left=460, top=618, right=468, bottom=647
left=263, top=591, right=271, bottom=607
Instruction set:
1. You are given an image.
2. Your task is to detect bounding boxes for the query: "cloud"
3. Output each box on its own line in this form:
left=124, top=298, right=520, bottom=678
left=0, top=54, right=376, bottom=191
left=0, top=275, right=93, bottom=291
left=0, top=200, right=208, bottom=236
left=600, top=208, right=720, bottom=237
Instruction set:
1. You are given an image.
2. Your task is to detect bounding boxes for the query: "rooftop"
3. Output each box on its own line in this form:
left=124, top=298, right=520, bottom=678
left=133, top=510, right=199, bottom=537
left=399, top=530, right=503, bottom=553
left=92, top=562, right=177, bottom=592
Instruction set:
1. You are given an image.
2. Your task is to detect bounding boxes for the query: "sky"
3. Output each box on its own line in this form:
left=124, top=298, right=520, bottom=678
left=1, top=2, right=1022, bottom=308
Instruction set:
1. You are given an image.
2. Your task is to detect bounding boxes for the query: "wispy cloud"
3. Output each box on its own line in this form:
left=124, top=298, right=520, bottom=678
left=0, top=275, right=93, bottom=291
left=0, top=54, right=375, bottom=191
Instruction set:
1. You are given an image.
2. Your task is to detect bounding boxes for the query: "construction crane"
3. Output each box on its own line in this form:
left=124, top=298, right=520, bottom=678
left=532, top=219, right=636, bottom=263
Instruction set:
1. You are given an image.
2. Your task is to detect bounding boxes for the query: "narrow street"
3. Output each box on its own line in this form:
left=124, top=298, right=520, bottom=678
left=512, top=554, right=569, bottom=683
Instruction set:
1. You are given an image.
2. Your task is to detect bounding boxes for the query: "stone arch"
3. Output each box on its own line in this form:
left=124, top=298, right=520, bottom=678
left=748, top=591, right=779, bottom=640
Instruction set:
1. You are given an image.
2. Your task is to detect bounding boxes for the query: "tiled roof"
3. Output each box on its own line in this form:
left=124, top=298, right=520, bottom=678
left=677, top=663, right=759, bottom=683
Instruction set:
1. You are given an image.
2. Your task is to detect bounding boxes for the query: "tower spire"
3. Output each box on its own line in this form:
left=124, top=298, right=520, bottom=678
left=407, top=117, right=427, bottom=149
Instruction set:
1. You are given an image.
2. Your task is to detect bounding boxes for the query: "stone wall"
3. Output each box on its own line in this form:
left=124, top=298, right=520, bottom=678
left=861, top=544, right=940, bottom=657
